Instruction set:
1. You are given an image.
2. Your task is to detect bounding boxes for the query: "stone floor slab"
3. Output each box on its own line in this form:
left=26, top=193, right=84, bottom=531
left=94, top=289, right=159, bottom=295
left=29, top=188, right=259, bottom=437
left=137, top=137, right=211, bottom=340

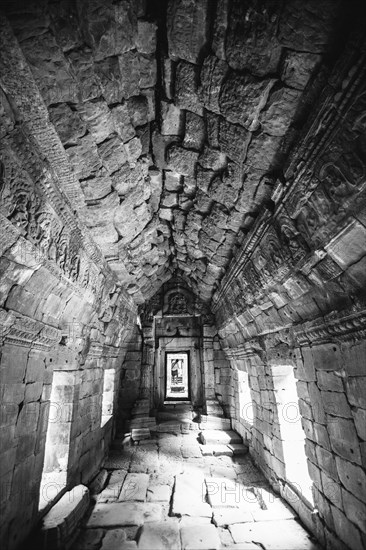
left=104, top=451, right=134, bottom=470
left=98, top=470, right=127, bottom=502
left=147, top=484, right=171, bottom=502
left=181, top=524, right=221, bottom=550
left=119, top=473, right=149, bottom=502
left=100, top=528, right=126, bottom=550
left=173, top=472, right=212, bottom=517
left=138, top=520, right=180, bottom=550
left=76, top=416, right=321, bottom=550
left=181, top=444, right=202, bottom=458
left=229, top=519, right=320, bottom=548
left=206, top=477, right=242, bottom=508
left=87, top=502, right=164, bottom=528
left=213, top=507, right=253, bottom=527
left=87, top=503, right=145, bottom=527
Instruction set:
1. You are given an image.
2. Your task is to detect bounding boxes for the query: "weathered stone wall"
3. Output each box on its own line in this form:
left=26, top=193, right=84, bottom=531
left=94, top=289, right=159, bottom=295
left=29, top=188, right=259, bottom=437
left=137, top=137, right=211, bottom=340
left=116, top=329, right=143, bottom=434
left=213, top=20, right=366, bottom=550
left=0, top=2, right=365, bottom=549
left=0, top=13, right=138, bottom=550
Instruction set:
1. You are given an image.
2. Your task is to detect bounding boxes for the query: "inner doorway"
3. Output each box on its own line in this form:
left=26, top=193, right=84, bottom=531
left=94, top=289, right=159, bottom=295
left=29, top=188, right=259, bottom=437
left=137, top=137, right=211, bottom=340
left=165, top=351, right=190, bottom=400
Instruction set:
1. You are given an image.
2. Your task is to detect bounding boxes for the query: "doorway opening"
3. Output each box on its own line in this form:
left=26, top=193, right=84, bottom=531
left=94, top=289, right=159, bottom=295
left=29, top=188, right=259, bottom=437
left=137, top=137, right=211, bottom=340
left=272, top=365, right=314, bottom=506
left=165, top=351, right=190, bottom=400
left=38, top=371, right=77, bottom=511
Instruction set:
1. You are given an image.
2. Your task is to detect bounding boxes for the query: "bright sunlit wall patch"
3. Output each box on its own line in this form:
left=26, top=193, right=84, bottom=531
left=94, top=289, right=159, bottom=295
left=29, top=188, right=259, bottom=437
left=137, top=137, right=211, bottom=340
left=101, top=368, right=115, bottom=427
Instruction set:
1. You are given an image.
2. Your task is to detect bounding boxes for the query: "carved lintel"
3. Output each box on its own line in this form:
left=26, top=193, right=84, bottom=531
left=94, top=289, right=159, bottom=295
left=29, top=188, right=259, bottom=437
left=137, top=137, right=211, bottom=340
left=1, top=311, right=62, bottom=349
left=294, top=309, right=366, bottom=345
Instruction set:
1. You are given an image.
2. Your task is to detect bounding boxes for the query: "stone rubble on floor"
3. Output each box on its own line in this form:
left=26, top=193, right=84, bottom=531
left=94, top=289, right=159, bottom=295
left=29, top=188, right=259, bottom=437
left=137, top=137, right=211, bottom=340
left=70, top=414, right=322, bottom=550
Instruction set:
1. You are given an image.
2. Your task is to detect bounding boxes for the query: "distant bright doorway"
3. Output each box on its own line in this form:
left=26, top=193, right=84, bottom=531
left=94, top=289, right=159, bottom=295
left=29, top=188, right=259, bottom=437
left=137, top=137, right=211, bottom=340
left=165, top=351, right=190, bottom=400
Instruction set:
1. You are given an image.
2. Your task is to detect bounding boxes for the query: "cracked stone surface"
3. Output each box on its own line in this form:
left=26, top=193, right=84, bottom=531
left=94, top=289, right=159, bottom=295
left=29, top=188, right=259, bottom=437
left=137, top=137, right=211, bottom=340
left=72, top=417, right=321, bottom=550
left=0, top=0, right=345, bottom=305
left=1, top=3, right=366, bottom=550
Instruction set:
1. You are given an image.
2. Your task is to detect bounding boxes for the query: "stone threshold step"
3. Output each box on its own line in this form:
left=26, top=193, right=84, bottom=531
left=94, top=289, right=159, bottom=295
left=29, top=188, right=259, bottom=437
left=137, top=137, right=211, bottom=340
left=199, top=430, right=242, bottom=445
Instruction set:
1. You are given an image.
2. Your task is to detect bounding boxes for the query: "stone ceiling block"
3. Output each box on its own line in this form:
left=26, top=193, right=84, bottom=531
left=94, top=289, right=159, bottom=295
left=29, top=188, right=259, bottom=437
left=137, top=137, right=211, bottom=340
left=94, top=56, right=124, bottom=104
left=200, top=55, right=228, bottom=114
left=167, top=0, right=209, bottom=64
left=84, top=191, right=120, bottom=227
left=175, top=61, right=203, bottom=116
left=260, top=87, right=303, bottom=136
left=278, top=0, right=341, bottom=53
left=81, top=172, right=113, bottom=201
left=110, top=104, right=135, bottom=143
left=183, top=112, right=205, bottom=151
left=135, top=20, right=157, bottom=55
left=245, top=132, right=283, bottom=171
left=66, top=135, right=101, bottom=180
left=114, top=197, right=153, bottom=245
left=160, top=102, right=183, bottom=136
left=212, top=0, right=229, bottom=60
left=78, top=100, right=115, bottom=144
left=112, top=159, right=150, bottom=197
left=127, top=96, right=149, bottom=127
left=118, top=50, right=140, bottom=98
left=22, top=32, right=77, bottom=105
left=208, top=177, right=239, bottom=210
left=165, top=171, right=182, bottom=192
left=67, top=47, right=102, bottom=102
left=49, top=1, right=82, bottom=52
left=125, top=136, right=142, bottom=165
left=198, top=146, right=227, bottom=172
left=139, top=54, right=157, bottom=89
left=77, top=0, right=137, bottom=60
left=167, top=145, right=199, bottom=176
left=219, top=73, right=276, bottom=131
left=49, top=103, right=86, bottom=146
left=281, top=51, right=321, bottom=90
left=98, top=136, right=127, bottom=174
left=226, top=0, right=282, bottom=76
left=2, top=0, right=358, bottom=313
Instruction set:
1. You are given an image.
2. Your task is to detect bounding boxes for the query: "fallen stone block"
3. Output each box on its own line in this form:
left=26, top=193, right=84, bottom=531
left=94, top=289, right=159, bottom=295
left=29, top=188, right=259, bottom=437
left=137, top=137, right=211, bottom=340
left=40, top=485, right=89, bottom=549
left=131, top=428, right=151, bottom=442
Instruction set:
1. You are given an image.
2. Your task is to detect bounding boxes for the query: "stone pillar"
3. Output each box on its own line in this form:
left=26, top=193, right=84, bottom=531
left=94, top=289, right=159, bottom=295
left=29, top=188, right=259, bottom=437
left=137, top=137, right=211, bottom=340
left=202, top=324, right=216, bottom=399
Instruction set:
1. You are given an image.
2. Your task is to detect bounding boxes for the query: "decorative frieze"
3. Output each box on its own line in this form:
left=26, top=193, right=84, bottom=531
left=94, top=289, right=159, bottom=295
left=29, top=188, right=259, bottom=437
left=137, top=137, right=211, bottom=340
left=0, top=309, right=62, bottom=349
left=294, top=309, right=366, bottom=346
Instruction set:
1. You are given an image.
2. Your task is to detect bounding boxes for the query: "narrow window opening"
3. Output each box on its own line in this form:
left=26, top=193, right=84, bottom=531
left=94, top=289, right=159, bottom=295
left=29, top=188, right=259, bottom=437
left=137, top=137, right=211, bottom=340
left=238, top=370, right=254, bottom=426
left=273, top=366, right=314, bottom=506
left=38, top=371, right=76, bottom=511
left=101, top=368, right=115, bottom=427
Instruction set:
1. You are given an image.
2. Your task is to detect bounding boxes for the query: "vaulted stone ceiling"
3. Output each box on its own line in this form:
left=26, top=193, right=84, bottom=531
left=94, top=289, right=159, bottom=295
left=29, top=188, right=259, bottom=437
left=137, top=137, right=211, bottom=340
left=1, top=0, right=348, bottom=305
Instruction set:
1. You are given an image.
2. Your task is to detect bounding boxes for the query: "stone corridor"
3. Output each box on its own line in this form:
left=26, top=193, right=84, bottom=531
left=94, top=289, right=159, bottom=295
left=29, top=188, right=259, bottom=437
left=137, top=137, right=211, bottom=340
left=1, top=1, right=366, bottom=549
left=70, top=406, right=319, bottom=550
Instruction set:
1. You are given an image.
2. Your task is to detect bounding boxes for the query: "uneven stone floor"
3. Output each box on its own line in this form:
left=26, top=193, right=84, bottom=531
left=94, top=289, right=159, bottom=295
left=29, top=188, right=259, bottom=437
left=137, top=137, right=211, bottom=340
left=72, top=419, right=321, bottom=550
